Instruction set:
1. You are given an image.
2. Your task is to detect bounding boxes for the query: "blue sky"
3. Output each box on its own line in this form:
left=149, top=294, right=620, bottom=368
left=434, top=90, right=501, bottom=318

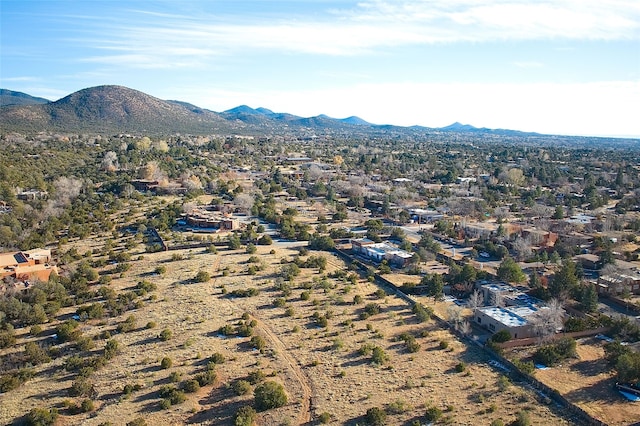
left=1, top=0, right=639, bottom=137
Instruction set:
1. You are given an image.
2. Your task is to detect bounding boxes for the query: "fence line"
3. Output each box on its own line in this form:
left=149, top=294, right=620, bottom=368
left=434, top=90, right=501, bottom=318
left=333, top=247, right=609, bottom=426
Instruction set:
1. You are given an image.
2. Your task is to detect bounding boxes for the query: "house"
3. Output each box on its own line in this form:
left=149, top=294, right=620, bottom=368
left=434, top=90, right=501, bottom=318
left=17, top=190, right=49, bottom=201
left=597, top=272, right=640, bottom=295
left=456, top=177, right=477, bottom=184
left=574, top=253, right=602, bottom=271
left=409, top=208, right=444, bottom=223
left=474, top=305, right=538, bottom=339
left=521, top=228, right=558, bottom=249
left=184, top=209, right=240, bottom=231
left=477, top=281, right=516, bottom=305
left=131, top=179, right=159, bottom=191
left=0, top=249, right=57, bottom=282
left=350, top=238, right=413, bottom=267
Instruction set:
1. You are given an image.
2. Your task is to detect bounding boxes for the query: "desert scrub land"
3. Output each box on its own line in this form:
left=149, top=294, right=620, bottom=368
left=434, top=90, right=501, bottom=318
left=503, top=337, right=640, bottom=426
left=0, top=229, right=571, bottom=426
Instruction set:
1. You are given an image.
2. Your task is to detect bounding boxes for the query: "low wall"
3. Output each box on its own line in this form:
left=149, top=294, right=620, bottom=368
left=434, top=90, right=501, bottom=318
left=496, top=327, right=612, bottom=349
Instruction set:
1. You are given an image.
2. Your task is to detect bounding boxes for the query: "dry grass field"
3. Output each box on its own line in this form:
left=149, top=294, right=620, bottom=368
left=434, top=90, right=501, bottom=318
left=504, top=338, right=640, bottom=425
left=0, top=231, right=572, bottom=426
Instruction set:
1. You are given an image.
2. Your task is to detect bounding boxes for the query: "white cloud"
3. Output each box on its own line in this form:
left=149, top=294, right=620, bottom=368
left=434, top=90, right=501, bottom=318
left=75, top=0, right=639, bottom=65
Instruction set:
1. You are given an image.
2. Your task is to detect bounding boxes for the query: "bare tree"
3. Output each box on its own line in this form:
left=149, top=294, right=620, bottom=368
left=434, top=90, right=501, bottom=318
left=101, top=151, right=119, bottom=172
left=234, top=193, right=255, bottom=214
left=53, top=176, right=82, bottom=207
left=494, top=206, right=510, bottom=222
left=530, top=298, right=564, bottom=342
left=457, top=320, right=472, bottom=336
left=531, top=203, right=554, bottom=219
left=512, top=236, right=533, bottom=261
left=467, top=289, right=484, bottom=309
left=307, top=164, right=324, bottom=181
left=447, top=305, right=464, bottom=326
left=182, top=202, right=197, bottom=214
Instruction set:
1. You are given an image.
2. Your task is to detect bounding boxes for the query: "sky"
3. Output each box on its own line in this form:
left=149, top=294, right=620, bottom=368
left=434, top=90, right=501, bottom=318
left=1, top=0, right=639, bottom=138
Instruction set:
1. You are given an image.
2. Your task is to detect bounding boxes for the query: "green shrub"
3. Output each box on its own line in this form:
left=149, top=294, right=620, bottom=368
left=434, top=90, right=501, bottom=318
left=491, top=329, right=512, bottom=343
left=158, top=385, right=186, bottom=405
left=160, top=357, right=172, bottom=369
left=513, top=410, right=531, bottom=426
left=412, top=304, right=432, bottom=322
left=250, top=335, right=266, bottom=350
left=424, top=405, right=443, bottom=422
left=195, top=270, right=211, bottom=283
left=439, top=340, right=449, bottom=349
left=455, top=362, right=467, bottom=373
left=386, top=399, right=408, bottom=414
left=104, top=339, right=120, bottom=359
left=232, top=379, right=252, bottom=395
left=319, top=412, right=331, bottom=424
left=533, top=337, right=577, bottom=366
left=80, top=399, right=95, bottom=413
left=182, top=379, right=200, bottom=393
left=25, top=341, right=51, bottom=365
left=25, top=407, right=58, bottom=426
left=365, top=406, right=386, bottom=425
left=195, top=369, right=217, bottom=386
left=210, top=352, right=226, bottom=364
left=69, top=378, right=94, bottom=397
left=247, top=369, right=266, bottom=384
left=234, top=405, right=257, bottom=426
left=117, top=315, right=137, bottom=333
left=254, top=380, right=288, bottom=411
left=126, top=418, right=147, bottom=426
left=371, top=346, right=389, bottom=364
left=159, top=328, right=173, bottom=341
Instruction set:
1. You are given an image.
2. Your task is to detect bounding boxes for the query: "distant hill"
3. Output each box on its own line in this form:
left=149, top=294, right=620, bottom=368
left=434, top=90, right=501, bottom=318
left=0, top=85, right=232, bottom=134
left=1, top=85, right=637, bottom=147
left=340, top=116, right=370, bottom=126
left=0, top=89, right=50, bottom=107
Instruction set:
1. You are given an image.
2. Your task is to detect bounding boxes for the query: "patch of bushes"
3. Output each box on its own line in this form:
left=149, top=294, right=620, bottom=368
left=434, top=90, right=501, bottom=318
left=230, top=288, right=260, bottom=298
left=158, top=385, right=186, bottom=408
left=412, top=304, right=432, bottom=322
left=254, top=380, right=288, bottom=411
left=247, top=369, right=266, bottom=384
left=491, top=329, right=512, bottom=343
left=195, top=369, right=217, bottom=386
left=533, top=337, right=576, bottom=366
left=233, top=405, right=257, bottom=426
left=231, top=379, right=252, bottom=395
left=424, top=405, right=443, bottom=422
left=182, top=379, right=200, bottom=393
left=365, top=406, right=386, bottom=426
left=194, top=270, right=211, bottom=283
left=25, top=407, right=58, bottom=426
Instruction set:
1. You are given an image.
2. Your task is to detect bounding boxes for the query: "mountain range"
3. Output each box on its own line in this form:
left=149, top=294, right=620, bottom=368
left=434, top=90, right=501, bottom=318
left=0, top=85, right=595, bottom=140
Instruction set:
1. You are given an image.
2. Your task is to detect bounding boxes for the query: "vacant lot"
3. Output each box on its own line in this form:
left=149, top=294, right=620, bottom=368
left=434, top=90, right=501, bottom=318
left=1, top=237, right=570, bottom=425
left=505, top=338, right=640, bottom=425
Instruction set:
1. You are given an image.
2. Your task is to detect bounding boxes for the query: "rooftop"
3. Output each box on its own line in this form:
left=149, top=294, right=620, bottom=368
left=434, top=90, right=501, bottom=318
left=478, top=306, right=536, bottom=328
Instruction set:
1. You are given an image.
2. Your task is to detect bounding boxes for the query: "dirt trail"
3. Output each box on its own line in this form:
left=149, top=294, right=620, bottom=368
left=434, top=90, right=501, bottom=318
left=250, top=313, right=313, bottom=425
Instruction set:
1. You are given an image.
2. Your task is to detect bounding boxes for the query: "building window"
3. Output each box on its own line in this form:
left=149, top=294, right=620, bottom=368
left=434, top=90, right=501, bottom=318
left=477, top=317, right=481, bottom=323
left=489, top=324, right=495, bottom=331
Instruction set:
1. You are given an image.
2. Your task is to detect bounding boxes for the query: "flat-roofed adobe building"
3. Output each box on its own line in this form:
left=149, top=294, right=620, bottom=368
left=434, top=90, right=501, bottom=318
left=0, top=249, right=57, bottom=282
left=474, top=305, right=538, bottom=339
